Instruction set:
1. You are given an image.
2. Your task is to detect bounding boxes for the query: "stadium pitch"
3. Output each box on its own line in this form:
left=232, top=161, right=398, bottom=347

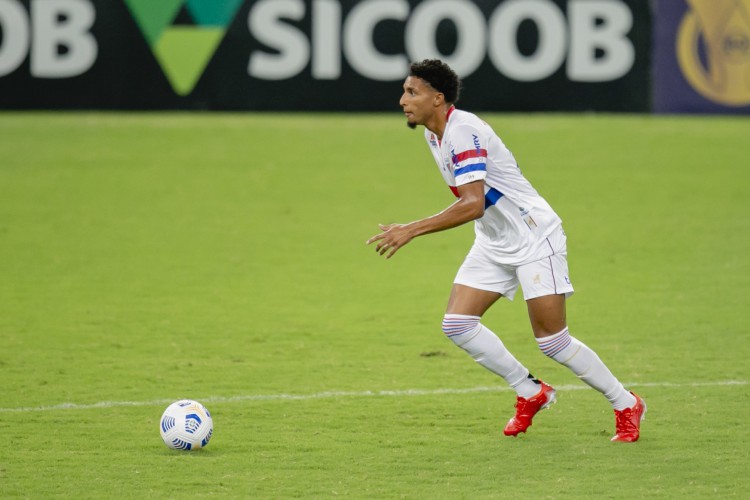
left=0, top=112, right=748, bottom=498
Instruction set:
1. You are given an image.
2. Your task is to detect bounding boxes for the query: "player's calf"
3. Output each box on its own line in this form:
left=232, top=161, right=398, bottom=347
left=441, top=314, right=540, bottom=399
left=537, top=328, right=645, bottom=440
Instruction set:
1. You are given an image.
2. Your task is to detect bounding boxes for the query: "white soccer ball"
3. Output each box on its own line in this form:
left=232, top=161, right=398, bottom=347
left=159, top=400, right=214, bottom=451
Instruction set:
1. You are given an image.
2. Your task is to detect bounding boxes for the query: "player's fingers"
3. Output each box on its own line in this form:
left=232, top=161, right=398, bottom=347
left=366, top=233, right=384, bottom=245
left=386, top=240, right=403, bottom=256
left=378, top=240, right=396, bottom=256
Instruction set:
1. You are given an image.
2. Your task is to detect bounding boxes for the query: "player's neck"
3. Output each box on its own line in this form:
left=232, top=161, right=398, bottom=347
left=425, top=104, right=455, bottom=140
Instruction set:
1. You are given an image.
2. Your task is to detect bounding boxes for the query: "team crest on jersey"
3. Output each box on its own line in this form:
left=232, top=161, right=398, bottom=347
left=429, top=133, right=438, bottom=147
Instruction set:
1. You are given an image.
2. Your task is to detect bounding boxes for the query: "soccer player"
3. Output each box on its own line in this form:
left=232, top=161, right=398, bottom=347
left=366, top=59, right=645, bottom=442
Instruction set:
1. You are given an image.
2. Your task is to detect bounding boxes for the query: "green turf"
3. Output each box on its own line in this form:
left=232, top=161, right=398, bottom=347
left=0, top=112, right=748, bottom=498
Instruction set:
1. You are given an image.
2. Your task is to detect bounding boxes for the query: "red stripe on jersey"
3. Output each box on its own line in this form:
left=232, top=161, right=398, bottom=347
left=449, top=186, right=460, bottom=197
left=453, top=149, right=488, bottom=164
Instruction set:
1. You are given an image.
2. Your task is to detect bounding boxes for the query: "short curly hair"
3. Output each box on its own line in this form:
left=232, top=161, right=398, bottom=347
left=409, top=59, right=462, bottom=104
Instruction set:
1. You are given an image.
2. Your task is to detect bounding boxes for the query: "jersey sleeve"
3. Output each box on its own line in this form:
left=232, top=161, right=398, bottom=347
left=449, top=125, right=488, bottom=186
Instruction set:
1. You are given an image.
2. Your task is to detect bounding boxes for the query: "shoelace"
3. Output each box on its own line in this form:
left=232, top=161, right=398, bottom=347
left=514, top=396, right=539, bottom=417
left=615, top=407, right=637, bottom=434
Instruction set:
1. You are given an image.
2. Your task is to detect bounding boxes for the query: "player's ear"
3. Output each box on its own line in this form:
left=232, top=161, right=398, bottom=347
left=434, top=92, right=445, bottom=107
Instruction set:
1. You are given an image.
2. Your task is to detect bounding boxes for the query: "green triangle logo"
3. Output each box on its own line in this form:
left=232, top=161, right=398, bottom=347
left=124, top=0, right=243, bottom=96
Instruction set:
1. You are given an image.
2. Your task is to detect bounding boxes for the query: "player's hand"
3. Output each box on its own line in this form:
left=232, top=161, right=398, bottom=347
left=366, top=223, right=414, bottom=259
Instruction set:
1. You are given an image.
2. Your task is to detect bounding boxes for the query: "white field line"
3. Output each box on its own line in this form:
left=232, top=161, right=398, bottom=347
left=0, top=380, right=746, bottom=413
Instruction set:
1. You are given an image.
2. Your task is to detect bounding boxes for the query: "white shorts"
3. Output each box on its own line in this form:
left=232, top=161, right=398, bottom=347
left=453, top=227, right=575, bottom=301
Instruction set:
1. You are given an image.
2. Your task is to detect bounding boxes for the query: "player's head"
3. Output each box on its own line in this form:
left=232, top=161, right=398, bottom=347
left=409, top=59, right=462, bottom=104
left=400, top=59, right=462, bottom=129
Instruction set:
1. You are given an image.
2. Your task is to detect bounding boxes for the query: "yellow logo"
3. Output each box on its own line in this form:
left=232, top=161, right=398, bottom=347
left=677, top=0, right=750, bottom=106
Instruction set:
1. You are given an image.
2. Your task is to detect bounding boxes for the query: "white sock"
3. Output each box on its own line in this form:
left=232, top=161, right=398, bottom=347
left=536, top=328, right=636, bottom=410
left=443, top=314, right=540, bottom=398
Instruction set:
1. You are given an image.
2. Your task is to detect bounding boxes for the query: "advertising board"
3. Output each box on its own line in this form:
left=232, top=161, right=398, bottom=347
left=0, top=0, right=651, bottom=111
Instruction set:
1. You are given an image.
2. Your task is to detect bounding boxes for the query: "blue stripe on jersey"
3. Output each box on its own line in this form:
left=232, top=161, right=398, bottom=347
left=484, top=187, right=504, bottom=209
left=454, top=163, right=486, bottom=177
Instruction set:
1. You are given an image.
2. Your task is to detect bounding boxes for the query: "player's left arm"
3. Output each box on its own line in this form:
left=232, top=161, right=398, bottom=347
left=366, top=180, right=485, bottom=259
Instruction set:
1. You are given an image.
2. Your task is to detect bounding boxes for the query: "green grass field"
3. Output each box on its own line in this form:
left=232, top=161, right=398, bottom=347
left=1, top=112, right=748, bottom=498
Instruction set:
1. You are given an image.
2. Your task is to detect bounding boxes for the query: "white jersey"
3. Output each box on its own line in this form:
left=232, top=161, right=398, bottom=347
left=425, top=107, right=562, bottom=265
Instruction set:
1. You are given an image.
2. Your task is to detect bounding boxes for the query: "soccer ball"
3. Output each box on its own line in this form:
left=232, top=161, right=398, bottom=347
left=159, top=400, right=214, bottom=451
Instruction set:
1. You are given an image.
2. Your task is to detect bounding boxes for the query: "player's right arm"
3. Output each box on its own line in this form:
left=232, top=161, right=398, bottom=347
left=366, top=180, right=485, bottom=259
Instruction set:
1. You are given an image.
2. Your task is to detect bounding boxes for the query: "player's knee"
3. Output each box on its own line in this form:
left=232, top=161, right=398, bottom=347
left=442, top=314, right=481, bottom=344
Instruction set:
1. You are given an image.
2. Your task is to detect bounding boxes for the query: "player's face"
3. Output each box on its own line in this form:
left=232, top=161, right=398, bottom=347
left=399, top=76, right=440, bottom=129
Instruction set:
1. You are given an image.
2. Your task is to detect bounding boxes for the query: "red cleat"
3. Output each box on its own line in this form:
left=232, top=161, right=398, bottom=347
left=611, top=392, right=646, bottom=443
left=503, top=381, right=556, bottom=436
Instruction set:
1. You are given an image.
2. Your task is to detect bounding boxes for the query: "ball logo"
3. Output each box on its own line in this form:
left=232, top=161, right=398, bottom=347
left=677, top=0, right=750, bottom=106
left=124, top=0, right=243, bottom=96
left=183, top=413, right=202, bottom=434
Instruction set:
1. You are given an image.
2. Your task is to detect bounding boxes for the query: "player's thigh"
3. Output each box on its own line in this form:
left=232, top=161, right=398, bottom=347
left=446, top=284, right=502, bottom=316
left=526, top=294, right=567, bottom=338
left=517, top=253, right=574, bottom=337
left=449, top=247, right=517, bottom=315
